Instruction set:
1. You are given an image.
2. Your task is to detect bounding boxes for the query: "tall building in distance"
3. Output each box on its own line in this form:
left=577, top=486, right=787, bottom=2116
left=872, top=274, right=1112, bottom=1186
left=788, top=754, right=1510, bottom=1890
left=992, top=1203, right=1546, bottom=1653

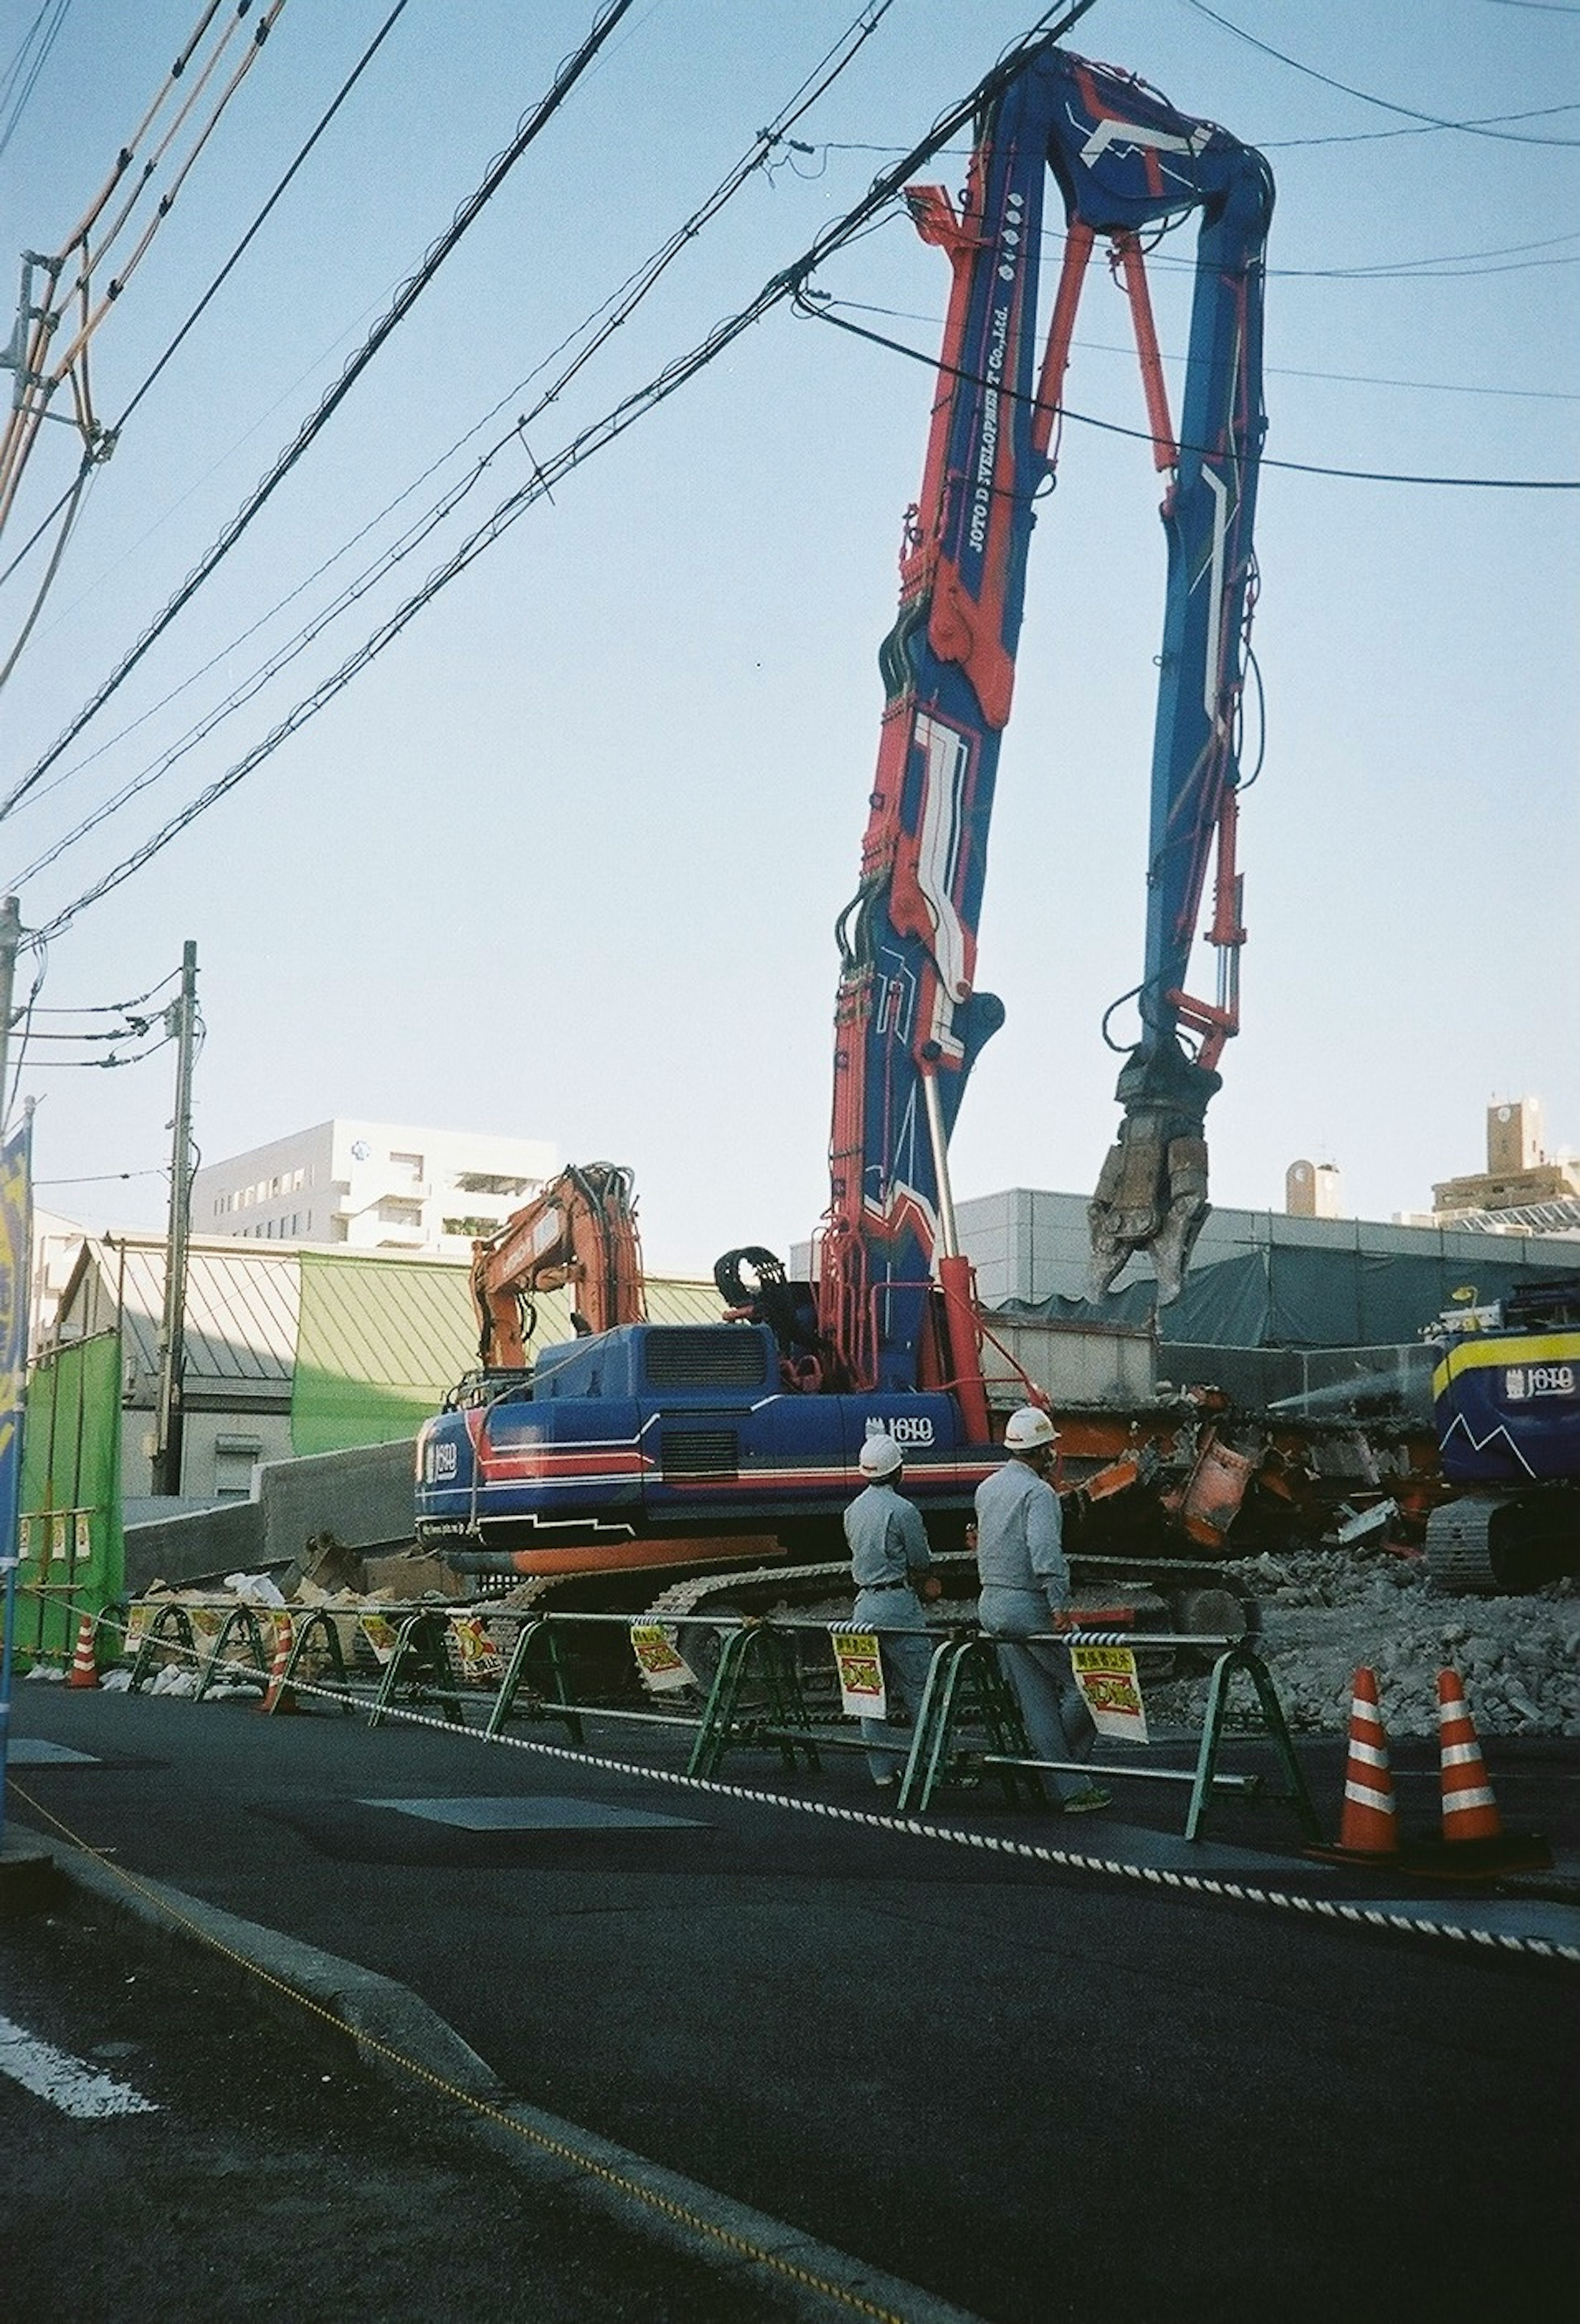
left=1432, top=1096, right=1580, bottom=1225
left=1285, top=1159, right=1343, bottom=1219
left=191, top=1119, right=557, bottom=1257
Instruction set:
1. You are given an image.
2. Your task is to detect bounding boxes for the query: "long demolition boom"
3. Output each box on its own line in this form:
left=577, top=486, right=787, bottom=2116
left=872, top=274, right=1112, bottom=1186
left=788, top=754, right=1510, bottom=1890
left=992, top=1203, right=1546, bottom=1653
left=815, top=44, right=1273, bottom=1399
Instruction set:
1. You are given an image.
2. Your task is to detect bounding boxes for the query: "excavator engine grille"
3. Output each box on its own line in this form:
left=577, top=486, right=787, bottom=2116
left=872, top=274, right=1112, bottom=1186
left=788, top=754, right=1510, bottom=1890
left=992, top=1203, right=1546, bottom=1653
left=660, top=1429, right=740, bottom=1480
left=644, top=1329, right=768, bottom=1389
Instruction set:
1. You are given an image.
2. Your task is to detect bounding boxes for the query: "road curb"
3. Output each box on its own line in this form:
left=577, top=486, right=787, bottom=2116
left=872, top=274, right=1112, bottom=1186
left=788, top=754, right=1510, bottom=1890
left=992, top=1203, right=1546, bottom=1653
left=0, top=1827, right=59, bottom=1917
left=21, top=1822, right=984, bottom=2324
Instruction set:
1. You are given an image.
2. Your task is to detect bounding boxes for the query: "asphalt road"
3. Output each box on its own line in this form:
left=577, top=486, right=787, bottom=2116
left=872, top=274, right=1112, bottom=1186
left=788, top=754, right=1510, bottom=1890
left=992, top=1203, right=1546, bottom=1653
left=6, top=1683, right=1578, bottom=2322
left=0, top=1898, right=825, bottom=2323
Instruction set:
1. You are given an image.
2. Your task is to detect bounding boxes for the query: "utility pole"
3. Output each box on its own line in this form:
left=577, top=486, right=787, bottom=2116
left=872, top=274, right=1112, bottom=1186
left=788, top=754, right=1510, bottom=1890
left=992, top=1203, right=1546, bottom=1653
left=151, top=941, right=198, bottom=1498
left=0, top=894, right=20, bottom=1128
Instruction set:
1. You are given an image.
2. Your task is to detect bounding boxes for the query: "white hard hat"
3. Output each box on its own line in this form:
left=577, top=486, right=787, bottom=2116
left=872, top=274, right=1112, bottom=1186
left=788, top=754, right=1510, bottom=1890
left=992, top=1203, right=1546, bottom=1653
left=858, top=1432, right=904, bottom=1481
left=1004, top=1406, right=1058, bottom=1453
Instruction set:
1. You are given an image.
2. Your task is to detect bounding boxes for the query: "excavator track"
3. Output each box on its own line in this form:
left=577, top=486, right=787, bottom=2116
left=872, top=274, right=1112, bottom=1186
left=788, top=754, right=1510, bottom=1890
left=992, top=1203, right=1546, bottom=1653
left=1425, top=1490, right=1580, bottom=1596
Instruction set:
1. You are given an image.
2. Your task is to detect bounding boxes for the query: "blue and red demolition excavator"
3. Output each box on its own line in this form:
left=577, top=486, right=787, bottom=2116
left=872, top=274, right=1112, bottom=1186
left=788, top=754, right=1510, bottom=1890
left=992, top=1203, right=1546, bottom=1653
left=415, top=42, right=1275, bottom=1580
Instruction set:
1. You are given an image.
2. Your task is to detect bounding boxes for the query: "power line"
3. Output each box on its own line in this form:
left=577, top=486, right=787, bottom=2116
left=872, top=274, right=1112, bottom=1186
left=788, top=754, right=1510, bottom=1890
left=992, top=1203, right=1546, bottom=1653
left=23, top=4, right=1101, bottom=944
left=805, top=96, right=1580, bottom=159
left=825, top=295, right=1580, bottom=401
left=17, top=1037, right=173, bottom=1070
left=1087, top=224, right=1580, bottom=281
left=0, top=454, right=94, bottom=688
left=19, top=0, right=910, bottom=876
left=0, top=472, right=84, bottom=594
left=13, top=448, right=500, bottom=883
left=1180, top=0, right=1580, bottom=147
left=37, top=1169, right=166, bottom=1185
left=31, top=968, right=180, bottom=1014
left=0, top=0, right=641, bottom=826
left=0, top=1, right=293, bottom=543
left=0, top=0, right=71, bottom=165
left=115, top=0, right=415, bottom=436
left=793, top=291, right=1580, bottom=488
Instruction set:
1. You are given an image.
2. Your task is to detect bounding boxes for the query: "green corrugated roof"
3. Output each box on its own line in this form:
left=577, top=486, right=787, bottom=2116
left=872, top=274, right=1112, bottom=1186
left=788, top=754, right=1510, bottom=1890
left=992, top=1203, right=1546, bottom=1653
left=288, top=1250, right=724, bottom=1455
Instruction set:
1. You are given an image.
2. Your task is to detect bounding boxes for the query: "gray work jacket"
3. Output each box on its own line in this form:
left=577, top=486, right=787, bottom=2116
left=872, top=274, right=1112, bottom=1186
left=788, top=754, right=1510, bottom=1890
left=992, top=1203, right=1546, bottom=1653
left=974, top=1457, right=1070, bottom=1619
left=843, top=1481, right=933, bottom=1590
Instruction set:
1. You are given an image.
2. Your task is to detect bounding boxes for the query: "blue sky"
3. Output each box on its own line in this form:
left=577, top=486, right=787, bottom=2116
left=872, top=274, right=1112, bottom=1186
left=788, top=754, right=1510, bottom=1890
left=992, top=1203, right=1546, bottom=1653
left=2, top=0, right=1576, bottom=1276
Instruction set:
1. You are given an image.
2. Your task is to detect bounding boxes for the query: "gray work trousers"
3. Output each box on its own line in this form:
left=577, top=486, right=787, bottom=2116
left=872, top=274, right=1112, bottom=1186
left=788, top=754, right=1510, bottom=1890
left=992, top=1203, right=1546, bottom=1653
left=979, top=1585, right=1096, bottom=1806
left=851, top=1585, right=936, bottom=1785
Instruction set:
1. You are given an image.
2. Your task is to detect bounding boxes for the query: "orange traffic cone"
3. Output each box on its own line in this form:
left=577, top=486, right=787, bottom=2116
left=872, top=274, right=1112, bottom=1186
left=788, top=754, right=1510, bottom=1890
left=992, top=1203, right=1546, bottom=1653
left=1307, top=1666, right=1399, bottom=1864
left=1407, top=1668, right=1550, bottom=1879
left=258, top=1616, right=299, bottom=1716
left=66, top=1613, right=100, bottom=1689
left=1436, top=1668, right=1501, bottom=1843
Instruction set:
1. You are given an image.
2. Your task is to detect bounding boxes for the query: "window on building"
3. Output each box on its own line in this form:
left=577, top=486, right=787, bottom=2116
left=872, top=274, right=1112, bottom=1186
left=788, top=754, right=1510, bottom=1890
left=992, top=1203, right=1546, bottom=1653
left=292, top=1168, right=304, bottom=1191
left=443, top=1215, right=500, bottom=1239
left=390, top=1150, right=424, bottom=1181
left=212, top=1433, right=261, bottom=1501
left=242, top=1186, right=253, bottom=1206
left=377, top=1197, right=423, bottom=1227
left=455, top=1172, right=533, bottom=1197
left=331, top=1216, right=349, bottom=1242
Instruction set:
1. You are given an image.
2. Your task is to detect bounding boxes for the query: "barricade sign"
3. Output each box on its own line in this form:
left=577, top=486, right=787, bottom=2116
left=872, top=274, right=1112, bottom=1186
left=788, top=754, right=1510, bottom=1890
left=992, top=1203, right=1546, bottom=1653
left=832, top=1630, right=886, bottom=1721
left=187, top=1605, right=223, bottom=1661
left=1071, top=1643, right=1148, bottom=1743
left=448, top=1613, right=504, bottom=1681
left=629, top=1622, right=695, bottom=1694
left=124, top=1603, right=151, bottom=1660
left=358, top=1612, right=400, bottom=1666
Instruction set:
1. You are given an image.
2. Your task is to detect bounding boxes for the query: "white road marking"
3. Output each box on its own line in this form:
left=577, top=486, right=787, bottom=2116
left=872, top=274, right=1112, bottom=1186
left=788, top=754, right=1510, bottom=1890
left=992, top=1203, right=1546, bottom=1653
left=0, top=2015, right=158, bottom=2118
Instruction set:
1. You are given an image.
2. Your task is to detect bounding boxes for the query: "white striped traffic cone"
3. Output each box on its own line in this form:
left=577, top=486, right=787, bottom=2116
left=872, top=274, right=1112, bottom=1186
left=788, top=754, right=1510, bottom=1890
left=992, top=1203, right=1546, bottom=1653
left=1436, top=1668, right=1501, bottom=1844
left=1308, top=1665, right=1399, bottom=1864
left=1406, top=1667, right=1551, bottom=1878
left=258, top=1615, right=299, bottom=1715
left=1336, top=1667, right=1399, bottom=1858
left=66, top=1613, right=100, bottom=1690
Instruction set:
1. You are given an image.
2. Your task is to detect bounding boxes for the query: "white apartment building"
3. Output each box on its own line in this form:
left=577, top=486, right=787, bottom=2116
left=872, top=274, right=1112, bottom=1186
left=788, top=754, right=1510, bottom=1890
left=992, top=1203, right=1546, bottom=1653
left=191, top=1119, right=557, bottom=1257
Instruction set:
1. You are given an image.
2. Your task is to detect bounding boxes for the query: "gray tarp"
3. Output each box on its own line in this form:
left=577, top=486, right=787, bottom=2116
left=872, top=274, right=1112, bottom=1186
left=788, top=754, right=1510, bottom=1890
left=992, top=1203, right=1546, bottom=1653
left=999, top=1247, right=1578, bottom=1351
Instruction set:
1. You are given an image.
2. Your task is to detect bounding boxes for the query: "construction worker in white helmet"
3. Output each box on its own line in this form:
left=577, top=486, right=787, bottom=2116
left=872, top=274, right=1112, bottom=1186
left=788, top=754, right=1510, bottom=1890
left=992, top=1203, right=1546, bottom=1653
left=973, top=1406, right=1111, bottom=1815
left=844, top=1429, right=942, bottom=1788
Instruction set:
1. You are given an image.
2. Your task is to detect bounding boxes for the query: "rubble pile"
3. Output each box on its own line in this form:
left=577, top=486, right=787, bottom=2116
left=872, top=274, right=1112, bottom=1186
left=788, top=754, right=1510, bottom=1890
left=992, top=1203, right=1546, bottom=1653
left=1151, top=1547, right=1580, bottom=1738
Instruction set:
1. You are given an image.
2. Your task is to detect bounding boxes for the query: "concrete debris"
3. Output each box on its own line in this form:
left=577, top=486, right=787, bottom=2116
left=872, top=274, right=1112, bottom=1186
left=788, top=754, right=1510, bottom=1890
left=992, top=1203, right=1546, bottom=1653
left=147, top=1665, right=199, bottom=1698
left=1152, top=1546, right=1580, bottom=1738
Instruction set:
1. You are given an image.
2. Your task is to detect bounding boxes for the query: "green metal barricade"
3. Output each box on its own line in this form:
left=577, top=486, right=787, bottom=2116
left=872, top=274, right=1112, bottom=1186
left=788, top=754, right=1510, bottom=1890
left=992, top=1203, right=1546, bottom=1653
left=486, top=1616, right=584, bottom=1745
left=688, top=1624, right=822, bottom=1780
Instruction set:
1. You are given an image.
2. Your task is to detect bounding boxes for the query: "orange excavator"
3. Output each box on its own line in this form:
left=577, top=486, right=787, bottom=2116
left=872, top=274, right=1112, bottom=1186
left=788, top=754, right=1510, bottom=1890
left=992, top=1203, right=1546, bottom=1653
left=470, top=1162, right=646, bottom=1369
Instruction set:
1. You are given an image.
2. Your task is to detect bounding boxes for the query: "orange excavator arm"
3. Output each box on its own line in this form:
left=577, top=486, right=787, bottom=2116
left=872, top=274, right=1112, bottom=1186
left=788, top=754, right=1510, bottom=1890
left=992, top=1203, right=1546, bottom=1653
left=470, top=1162, right=646, bottom=1368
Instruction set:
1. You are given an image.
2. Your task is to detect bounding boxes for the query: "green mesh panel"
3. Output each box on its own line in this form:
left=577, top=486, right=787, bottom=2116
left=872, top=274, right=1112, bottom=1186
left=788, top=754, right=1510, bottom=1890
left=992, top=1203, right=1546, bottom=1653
left=14, top=1331, right=124, bottom=1663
